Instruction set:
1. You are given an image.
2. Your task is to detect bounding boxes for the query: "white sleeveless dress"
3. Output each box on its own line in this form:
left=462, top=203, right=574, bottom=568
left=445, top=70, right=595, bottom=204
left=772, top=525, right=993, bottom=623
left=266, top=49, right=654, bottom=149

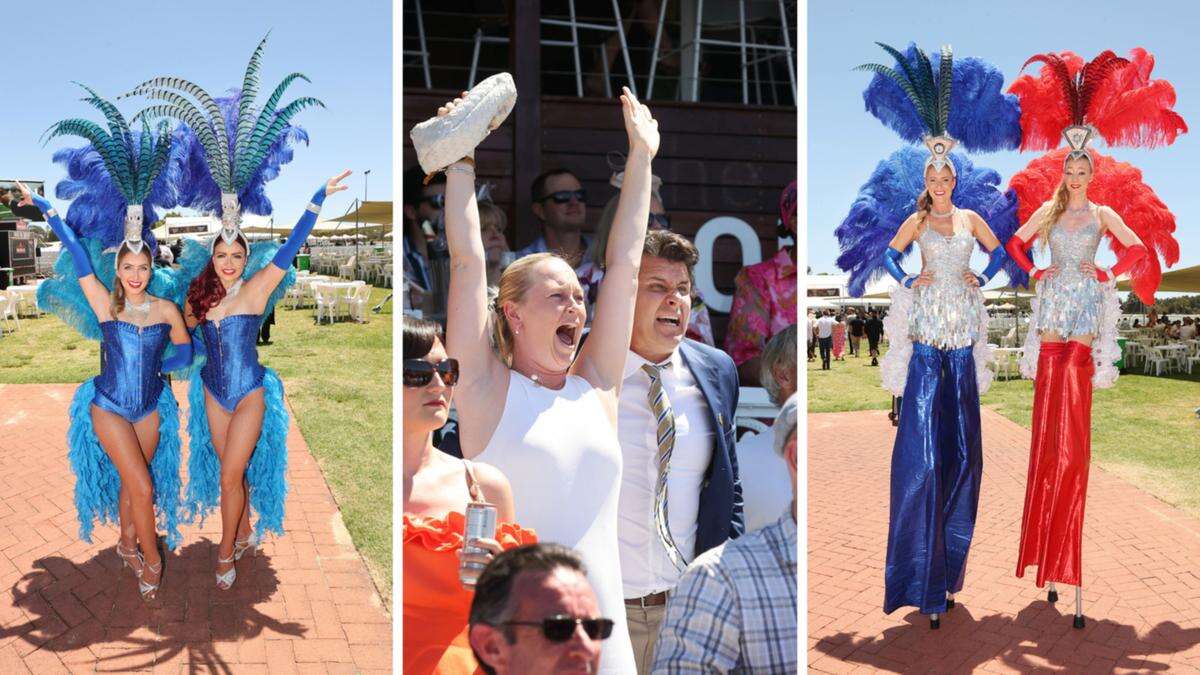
left=476, top=371, right=635, bottom=673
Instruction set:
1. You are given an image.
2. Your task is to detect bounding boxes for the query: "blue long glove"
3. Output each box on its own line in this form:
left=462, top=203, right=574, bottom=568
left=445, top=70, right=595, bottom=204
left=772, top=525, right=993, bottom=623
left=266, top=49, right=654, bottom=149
left=974, top=246, right=1007, bottom=285
left=31, top=193, right=94, bottom=278
left=272, top=185, right=327, bottom=269
left=161, top=340, right=193, bottom=373
left=882, top=247, right=916, bottom=288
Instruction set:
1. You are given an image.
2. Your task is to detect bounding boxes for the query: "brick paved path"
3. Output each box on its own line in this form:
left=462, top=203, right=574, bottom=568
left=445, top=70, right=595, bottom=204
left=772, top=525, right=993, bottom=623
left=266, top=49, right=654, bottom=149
left=809, top=408, right=1200, bottom=673
left=0, top=383, right=391, bottom=673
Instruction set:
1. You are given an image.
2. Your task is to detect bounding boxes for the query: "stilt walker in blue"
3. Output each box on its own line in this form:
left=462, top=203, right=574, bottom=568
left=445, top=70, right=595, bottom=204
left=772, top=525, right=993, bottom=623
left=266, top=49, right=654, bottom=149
left=121, top=34, right=348, bottom=590
left=28, top=85, right=198, bottom=601
left=835, top=43, right=1025, bottom=628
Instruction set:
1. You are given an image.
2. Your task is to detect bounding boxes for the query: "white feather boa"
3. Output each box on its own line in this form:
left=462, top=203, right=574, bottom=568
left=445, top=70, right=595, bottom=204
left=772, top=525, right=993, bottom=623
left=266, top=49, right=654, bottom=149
left=1018, top=281, right=1121, bottom=388
left=880, top=285, right=994, bottom=397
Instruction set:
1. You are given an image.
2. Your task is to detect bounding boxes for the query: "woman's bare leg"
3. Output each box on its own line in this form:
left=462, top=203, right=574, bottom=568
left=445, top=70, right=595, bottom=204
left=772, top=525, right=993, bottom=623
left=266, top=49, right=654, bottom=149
left=92, top=406, right=161, bottom=583
left=206, top=389, right=264, bottom=578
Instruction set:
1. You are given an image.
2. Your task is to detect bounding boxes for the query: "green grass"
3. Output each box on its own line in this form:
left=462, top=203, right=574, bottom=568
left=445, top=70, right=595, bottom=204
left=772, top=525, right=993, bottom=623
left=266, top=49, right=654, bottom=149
left=0, top=289, right=394, bottom=603
left=808, top=345, right=1200, bottom=515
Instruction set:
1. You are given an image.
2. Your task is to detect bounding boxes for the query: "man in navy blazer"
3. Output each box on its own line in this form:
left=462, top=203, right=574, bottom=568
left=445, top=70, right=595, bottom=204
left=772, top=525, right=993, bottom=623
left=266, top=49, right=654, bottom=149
left=615, top=230, right=742, bottom=674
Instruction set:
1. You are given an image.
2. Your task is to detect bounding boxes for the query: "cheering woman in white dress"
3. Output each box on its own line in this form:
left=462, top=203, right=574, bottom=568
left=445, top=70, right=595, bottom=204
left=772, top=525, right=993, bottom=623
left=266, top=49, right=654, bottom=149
left=433, top=85, right=657, bottom=673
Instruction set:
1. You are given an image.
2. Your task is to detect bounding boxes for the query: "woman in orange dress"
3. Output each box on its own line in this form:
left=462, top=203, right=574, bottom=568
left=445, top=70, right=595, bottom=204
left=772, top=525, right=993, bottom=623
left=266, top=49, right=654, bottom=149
left=832, top=315, right=848, bottom=361
left=403, top=316, right=536, bottom=673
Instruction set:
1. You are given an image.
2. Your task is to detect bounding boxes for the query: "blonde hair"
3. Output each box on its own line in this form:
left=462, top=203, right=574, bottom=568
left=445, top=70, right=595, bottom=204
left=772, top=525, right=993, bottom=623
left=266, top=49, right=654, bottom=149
left=491, top=252, right=565, bottom=366
left=110, top=243, right=152, bottom=318
left=1039, top=152, right=1093, bottom=247
left=478, top=201, right=507, bottom=235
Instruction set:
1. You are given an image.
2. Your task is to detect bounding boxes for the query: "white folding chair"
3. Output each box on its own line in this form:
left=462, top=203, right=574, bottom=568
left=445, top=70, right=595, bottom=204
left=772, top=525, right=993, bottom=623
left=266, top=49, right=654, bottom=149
left=0, top=291, right=20, bottom=332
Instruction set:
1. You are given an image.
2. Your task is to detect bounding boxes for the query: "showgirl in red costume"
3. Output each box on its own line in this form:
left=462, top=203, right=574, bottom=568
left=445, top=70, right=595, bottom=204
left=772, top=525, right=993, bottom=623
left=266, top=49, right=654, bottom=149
left=1005, top=48, right=1185, bottom=628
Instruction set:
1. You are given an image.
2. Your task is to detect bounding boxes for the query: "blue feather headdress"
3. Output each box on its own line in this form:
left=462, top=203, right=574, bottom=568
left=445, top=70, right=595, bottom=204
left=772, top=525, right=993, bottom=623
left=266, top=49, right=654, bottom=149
left=43, top=83, right=179, bottom=255
left=120, top=32, right=322, bottom=249
left=835, top=43, right=1026, bottom=295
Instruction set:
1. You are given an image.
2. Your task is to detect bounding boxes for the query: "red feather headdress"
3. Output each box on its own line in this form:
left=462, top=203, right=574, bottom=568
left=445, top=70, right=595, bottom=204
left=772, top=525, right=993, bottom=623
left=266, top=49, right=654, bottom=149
left=1008, top=49, right=1187, bottom=304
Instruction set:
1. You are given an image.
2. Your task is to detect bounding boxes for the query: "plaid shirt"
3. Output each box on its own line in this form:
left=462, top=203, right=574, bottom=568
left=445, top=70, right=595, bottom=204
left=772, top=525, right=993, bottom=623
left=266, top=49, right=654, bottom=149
left=652, top=510, right=797, bottom=673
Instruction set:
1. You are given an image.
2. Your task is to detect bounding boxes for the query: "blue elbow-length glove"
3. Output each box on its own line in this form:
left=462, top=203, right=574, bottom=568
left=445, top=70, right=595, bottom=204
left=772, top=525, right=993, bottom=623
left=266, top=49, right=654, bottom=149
left=161, top=340, right=194, bottom=373
left=882, top=247, right=916, bottom=288
left=272, top=185, right=327, bottom=269
left=974, top=246, right=1007, bottom=286
left=31, top=193, right=94, bottom=279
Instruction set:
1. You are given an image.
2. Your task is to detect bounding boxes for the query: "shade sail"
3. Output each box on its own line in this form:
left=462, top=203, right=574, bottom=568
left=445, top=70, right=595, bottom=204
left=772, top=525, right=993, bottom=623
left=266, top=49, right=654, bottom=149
left=320, top=201, right=392, bottom=226
left=1117, top=264, right=1200, bottom=294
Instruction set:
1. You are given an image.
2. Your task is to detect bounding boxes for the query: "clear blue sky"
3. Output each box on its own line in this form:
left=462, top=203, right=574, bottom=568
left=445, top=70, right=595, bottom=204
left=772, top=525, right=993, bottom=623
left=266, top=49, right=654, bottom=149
left=808, top=0, right=1200, bottom=280
left=6, top=0, right=391, bottom=226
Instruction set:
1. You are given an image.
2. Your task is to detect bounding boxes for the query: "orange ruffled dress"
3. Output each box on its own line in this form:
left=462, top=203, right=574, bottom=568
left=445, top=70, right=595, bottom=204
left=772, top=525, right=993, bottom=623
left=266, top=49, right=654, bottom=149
left=403, top=511, right=537, bottom=674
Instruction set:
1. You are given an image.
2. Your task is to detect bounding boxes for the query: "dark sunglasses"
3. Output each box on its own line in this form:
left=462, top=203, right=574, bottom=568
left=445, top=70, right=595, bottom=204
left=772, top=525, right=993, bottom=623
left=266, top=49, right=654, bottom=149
left=538, top=189, right=587, bottom=205
left=648, top=213, right=670, bottom=230
left=503, top=615, right=614, bottom=642
left=421, top=193, right=445, bottom=209
left=403, top=358, right=460, bottom=387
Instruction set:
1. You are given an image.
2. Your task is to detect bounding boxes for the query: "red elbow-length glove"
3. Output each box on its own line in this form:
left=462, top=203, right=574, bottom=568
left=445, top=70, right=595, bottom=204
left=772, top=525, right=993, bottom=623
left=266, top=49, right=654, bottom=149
left=1095, top=240, right=1148, bottom=282
left=1005, top=234, right=1043, bottom=281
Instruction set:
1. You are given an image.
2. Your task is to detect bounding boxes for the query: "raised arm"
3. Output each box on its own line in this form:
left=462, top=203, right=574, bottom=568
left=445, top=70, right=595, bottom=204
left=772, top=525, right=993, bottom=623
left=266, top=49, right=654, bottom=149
left=1092, top=206, right=1147, bottom=282
left=244, top=171, right=350, bottom=305
left=573, top=88, right=659, bottom=392
left=15, top=181, right=110, bottom=319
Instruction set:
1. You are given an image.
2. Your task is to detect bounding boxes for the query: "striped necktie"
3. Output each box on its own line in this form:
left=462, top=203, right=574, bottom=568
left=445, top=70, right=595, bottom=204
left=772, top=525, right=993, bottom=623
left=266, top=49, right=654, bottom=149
left=642, top=363, right=686, bottom=571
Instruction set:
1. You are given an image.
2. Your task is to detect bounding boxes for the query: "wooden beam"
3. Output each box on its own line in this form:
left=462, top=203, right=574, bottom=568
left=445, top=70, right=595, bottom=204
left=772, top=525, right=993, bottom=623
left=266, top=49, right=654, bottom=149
left=511, top=0, right=542, bottom=250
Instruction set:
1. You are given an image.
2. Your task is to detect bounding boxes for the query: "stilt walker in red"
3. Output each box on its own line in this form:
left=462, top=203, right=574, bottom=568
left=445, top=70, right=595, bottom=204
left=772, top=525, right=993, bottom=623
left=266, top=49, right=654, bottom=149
left=1005, top=48, right=1185, bottom=628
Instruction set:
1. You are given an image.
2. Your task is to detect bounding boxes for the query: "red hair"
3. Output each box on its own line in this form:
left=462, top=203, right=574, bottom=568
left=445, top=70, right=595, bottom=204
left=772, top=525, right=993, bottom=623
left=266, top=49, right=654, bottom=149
left=187, top=261, right=229, bottom=322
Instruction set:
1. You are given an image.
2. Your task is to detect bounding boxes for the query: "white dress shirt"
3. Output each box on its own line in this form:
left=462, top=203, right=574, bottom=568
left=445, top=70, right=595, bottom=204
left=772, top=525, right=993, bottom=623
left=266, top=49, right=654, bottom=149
left=817, top=316, right=836, bottom=338
left=617, top=349, right=714, bottom=598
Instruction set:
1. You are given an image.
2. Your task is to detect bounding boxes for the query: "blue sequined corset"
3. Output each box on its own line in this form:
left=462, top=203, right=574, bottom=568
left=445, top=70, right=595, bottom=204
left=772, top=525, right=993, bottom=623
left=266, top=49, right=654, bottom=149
left=1035, top=217, right=1104, bottom=337
left=200, top=314, right=266, bottom=412
left=94, top=321, right=170, bottom=423
left=909, top=216, right=982, bottom=350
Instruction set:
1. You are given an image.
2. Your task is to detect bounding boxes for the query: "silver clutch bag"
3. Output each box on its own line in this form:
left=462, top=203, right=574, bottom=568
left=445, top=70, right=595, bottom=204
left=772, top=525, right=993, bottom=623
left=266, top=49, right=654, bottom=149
left=410, top=72, right=517, bottom=175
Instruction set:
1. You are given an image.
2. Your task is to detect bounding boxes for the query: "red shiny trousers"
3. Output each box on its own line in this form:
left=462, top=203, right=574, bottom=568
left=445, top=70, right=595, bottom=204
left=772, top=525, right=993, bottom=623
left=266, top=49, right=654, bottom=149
left=1016, top=341, right=1094, bottom=587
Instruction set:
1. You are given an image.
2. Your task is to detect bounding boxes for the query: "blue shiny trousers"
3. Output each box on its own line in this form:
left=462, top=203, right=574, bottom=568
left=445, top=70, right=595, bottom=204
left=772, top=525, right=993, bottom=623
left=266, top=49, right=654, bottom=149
left=884, top=343, right=983, bottom=615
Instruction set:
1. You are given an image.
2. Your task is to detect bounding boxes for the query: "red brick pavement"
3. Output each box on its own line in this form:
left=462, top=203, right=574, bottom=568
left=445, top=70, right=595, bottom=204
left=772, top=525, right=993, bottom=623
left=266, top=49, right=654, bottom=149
left=0, top=382, right=391, bottom=673
left=809, top=408, right=1200, bottom=673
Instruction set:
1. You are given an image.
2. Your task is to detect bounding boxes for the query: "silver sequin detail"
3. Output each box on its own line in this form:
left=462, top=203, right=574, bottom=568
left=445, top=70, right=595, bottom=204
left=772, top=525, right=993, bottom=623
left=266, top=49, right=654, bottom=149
left=908, top=213, right=983, bottom=350
left=1035, top=215, right=1104, bottom=337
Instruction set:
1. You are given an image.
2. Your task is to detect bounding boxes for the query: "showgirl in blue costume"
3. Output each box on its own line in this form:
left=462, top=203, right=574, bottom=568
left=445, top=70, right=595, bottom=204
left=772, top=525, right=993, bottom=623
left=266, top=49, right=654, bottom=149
left=25, top=86, right=194, bottom=601
left=121, top=35, right=345, bottom=590
left=834, top=43, right=1021, bottom=629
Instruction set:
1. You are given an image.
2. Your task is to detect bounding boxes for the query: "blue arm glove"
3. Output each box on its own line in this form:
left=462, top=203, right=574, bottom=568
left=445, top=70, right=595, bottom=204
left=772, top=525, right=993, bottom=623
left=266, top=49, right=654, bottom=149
left=31, top=194, right=94, bottom=278
left=882, top=247, right=916, bottom=288
left=161, top=340, right=193, bottom=373
left=975, top=246, right=1008, bottom=285
left=272, top=185, right=327, bottom=269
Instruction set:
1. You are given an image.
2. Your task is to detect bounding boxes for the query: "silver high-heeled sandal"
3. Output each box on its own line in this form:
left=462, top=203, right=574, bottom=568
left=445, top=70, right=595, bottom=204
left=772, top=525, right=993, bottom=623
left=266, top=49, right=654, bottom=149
left=116, top=541, right=142, bottom=574
left=215, top=553, right=238, bottom=590
left=232, top=536, right=257, bottom=561
left=137, top=556, right=162, bottom=601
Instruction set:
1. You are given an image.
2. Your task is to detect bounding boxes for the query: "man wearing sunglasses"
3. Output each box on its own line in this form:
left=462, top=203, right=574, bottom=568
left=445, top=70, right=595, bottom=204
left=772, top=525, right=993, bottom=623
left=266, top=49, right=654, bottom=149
left=515, top=168, right=591, bottom=267
left=469, top=544, right=609, bottom=674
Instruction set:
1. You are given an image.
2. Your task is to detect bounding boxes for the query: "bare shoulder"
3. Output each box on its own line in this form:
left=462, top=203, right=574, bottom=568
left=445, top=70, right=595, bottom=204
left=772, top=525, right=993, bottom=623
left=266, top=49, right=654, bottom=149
left=471, top=461, right=513, bottom=499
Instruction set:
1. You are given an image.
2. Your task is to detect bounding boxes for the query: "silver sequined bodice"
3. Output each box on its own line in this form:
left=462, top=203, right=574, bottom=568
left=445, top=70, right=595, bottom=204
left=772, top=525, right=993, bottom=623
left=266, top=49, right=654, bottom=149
left=1035, top=213, right=1105, bottom=337
left=909, top=212, right=983, bottom=350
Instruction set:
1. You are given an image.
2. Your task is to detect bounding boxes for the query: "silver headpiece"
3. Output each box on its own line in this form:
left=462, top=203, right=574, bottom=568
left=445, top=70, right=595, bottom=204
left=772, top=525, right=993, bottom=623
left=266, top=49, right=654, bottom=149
left=1062, top=125, right=1095, bottom=166
left=118, top=205, right=147, bottom=265
left=212, top=192, right=247, bottom=251
left=924, top=135, right=957, bottom=176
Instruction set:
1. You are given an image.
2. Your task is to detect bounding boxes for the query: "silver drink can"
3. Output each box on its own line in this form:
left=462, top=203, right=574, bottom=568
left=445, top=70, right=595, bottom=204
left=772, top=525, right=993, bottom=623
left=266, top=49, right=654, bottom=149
left=460, top=501, right=498, bottom=588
